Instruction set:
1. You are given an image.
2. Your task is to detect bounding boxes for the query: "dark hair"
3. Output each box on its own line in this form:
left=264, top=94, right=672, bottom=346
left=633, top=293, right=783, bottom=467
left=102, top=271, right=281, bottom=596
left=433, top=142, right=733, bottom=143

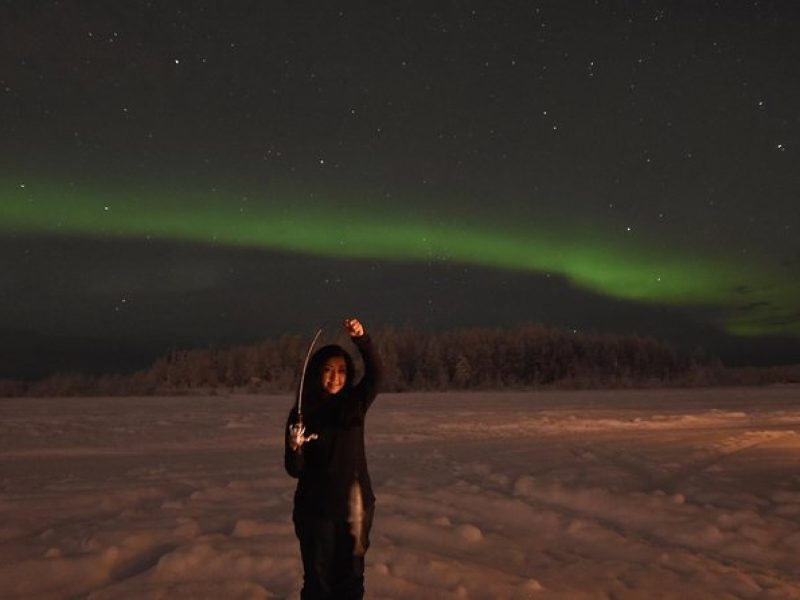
left=298, top=344, right=356, bottom=409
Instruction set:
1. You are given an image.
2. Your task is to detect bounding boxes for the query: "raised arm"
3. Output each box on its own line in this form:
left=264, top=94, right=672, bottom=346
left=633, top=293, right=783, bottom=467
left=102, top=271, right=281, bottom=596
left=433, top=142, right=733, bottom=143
left=345, top=318, right=383, bottom=409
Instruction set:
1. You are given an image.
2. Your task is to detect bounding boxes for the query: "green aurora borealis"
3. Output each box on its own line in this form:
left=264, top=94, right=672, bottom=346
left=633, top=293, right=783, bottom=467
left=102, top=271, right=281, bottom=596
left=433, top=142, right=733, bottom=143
left=3, top=180, right=798, bottom=338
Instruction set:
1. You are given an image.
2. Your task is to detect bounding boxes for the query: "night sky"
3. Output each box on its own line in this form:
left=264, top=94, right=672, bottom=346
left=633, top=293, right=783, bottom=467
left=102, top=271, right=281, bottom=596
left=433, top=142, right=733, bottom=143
left=1, top=1, right=799, bottom=379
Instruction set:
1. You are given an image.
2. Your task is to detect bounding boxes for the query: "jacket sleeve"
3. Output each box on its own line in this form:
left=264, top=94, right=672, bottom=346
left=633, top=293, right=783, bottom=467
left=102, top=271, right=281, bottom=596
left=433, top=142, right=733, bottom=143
left=353, top=333, right=383, bottom=411
left=284, top=408, right=303, bottom=478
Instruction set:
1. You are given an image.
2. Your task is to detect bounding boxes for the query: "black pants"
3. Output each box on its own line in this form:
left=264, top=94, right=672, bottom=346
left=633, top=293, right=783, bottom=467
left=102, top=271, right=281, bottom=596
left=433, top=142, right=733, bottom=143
left=294, top=505, right=375, bottom=600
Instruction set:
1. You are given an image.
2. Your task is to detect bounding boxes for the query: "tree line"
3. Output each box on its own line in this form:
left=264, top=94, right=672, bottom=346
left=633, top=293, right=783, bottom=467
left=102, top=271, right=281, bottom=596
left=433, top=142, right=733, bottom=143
left=1, top=323, right=759, bottom=397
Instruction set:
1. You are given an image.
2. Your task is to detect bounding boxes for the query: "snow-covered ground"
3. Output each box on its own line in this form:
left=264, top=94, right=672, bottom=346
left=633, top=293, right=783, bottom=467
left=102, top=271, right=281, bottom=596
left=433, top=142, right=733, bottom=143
left=1, top=388, right=799, bottom=599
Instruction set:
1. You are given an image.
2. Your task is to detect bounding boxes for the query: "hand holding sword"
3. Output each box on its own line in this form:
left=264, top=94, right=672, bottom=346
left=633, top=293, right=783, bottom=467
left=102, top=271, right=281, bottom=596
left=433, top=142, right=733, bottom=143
left=289, top=423, right=318, bottom=451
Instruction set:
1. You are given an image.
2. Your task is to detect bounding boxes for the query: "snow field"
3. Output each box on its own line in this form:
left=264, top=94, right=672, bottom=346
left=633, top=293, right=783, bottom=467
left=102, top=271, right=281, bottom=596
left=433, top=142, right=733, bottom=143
left=1, top=388, right=799, bottom=598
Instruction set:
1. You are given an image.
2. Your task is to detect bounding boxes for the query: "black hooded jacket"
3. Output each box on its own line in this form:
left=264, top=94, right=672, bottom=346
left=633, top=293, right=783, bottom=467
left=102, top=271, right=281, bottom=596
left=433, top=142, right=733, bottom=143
left=285, top=334, right=383, bottom=520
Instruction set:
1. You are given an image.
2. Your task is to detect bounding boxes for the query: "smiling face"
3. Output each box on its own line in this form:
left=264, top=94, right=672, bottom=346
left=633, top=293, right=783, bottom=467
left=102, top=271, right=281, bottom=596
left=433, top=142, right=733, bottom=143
left=320, top=356, right=348, bottom=395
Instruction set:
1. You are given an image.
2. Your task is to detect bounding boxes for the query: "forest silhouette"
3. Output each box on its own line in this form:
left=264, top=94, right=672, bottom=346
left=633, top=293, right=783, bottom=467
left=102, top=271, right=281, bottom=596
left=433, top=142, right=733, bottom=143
left=2, top=324, right=797, bottom=397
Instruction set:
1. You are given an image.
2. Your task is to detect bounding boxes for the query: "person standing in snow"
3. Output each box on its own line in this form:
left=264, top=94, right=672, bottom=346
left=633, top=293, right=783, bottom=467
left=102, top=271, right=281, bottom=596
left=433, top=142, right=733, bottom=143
left=285, top=317, right=383, bottom=600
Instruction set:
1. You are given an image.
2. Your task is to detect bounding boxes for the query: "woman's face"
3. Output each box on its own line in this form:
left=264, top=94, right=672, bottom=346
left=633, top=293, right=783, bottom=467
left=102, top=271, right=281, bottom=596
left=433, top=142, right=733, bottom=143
left=321, top=356, right=347, bottom=395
